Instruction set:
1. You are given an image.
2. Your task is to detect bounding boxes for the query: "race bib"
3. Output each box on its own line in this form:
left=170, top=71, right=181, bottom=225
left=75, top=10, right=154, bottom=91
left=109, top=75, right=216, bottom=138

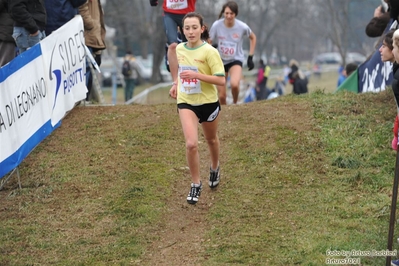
left=218, top=40, right=237, bottom=61
left=179, top=65, right=202, bottom=94
left=166, top=0, right=188, bottom=10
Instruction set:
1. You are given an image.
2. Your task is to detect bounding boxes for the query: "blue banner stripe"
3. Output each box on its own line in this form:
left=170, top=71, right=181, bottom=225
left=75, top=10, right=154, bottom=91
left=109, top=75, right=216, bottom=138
left=0, top=120, right=60, bottom=178
left=0, top=44, right=42, bottom=83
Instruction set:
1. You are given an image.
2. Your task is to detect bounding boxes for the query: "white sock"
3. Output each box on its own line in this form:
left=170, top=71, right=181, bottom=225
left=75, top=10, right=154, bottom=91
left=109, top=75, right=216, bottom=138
left=211, top=163, right=219, bottom=172
left=192, top=182, right=201, bottom=187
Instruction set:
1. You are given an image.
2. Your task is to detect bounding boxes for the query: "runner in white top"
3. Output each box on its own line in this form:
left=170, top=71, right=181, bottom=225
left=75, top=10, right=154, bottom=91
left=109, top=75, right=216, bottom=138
left=209, top=1, right=256, bottom=104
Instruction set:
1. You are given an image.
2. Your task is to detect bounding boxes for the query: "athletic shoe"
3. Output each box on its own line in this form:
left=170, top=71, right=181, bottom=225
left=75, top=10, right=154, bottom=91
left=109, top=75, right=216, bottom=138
left=208, top=166, right=220, bottom=188
left=392, top=260, right=399, bottom=266
left=187, top=182, right=202, bottom=204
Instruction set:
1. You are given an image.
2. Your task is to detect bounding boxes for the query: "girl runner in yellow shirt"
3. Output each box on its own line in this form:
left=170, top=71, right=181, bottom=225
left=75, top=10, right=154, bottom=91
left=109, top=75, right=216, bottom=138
left=169, top=12, right=225, bottom=204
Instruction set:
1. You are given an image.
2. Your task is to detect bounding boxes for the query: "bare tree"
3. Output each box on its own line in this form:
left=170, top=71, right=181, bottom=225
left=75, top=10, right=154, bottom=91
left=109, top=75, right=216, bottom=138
left=312, top=0, right=376, bottom=64
left=249, top=0, right=304, bottom=58
left=325, top=0, right=351, bottom=66
left=104, top=0, right=155, bottom=56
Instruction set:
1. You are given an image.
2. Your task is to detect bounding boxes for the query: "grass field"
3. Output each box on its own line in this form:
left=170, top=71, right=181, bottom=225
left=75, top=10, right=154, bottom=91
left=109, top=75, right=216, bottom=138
left=3, top=66, right=398, bottom=265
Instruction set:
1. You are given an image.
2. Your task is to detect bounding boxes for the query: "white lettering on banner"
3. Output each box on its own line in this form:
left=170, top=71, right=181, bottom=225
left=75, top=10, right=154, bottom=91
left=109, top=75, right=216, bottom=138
left=49, top=29, right=86, bottom=100
left=0, top=49, right=51, bottom=169
left=57, top=32, right=85, bottom=75
left=0, top=78, right=47, bottom=132
left=361, top=61, right=392, bottom=93
left=40, top=16, right=87, bottom=125
left=361, top=65, right=379, bottom=92
left=64, top=68, right=84, bottom=94
left=380, top=61, right=392, bottom=91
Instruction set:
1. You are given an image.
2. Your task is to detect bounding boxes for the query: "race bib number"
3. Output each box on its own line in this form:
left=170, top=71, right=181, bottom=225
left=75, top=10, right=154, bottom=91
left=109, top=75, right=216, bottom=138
left=218, top=40, right=237, bottom=61
left=166, top=0, right=188, bottom=10
left=179, top=66, right=202, bottom=94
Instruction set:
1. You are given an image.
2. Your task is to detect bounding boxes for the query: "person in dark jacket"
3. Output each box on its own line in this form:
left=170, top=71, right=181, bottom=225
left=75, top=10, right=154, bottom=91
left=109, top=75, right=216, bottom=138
left=389, top=29, right=399, bottom=266
left=0, top=0, right=15, bottom=66
left=391, top=31, right=399, bottom=110
left=391, top=30, right=399, bottom=106
left=288, top=59, right=308, bottom=95
left=8, top=0, right=46, bottom=54
left=390, top=0, right=399, bottom=22
left=45, top=0, right=87, bottom=36
left=365, top=0, right=391, bottom=38
left=365, top=0, right=399, bottom=38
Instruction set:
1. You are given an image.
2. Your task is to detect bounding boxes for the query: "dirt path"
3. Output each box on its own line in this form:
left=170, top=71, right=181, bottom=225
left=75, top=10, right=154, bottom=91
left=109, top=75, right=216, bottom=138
left=141, top=123, right=228, bottom=265
left=139, top=102, right=314, bottom=265
left=140, top=140, right=220, bottom=265
left=0, top=102, right=314, bottom=265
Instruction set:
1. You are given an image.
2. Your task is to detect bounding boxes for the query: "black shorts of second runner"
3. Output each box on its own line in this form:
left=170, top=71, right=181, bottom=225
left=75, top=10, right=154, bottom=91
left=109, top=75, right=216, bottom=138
left=224, top=60, right=243, bottom=73
left=178, top=101, right=221, bottom=124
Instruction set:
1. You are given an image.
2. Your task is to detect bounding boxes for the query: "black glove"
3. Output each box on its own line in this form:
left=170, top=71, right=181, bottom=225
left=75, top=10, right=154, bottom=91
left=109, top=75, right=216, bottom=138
left=247, top=55, right=254, bottom=71
left=149, top=0, right=158, bottom=6
left=212, top=43, right=218, bottom=49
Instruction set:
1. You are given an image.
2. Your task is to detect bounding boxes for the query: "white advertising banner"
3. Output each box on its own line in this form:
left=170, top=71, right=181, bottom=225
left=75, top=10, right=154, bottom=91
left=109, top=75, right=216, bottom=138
left=40, top=15, right=87, bottom=126
left=0, top=16, right=87, bottom=178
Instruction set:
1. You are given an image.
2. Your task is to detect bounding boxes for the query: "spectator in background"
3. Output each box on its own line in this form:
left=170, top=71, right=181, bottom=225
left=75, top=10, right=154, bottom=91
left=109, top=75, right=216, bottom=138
left=377, top=30, right=398, bottom=151
left=388, top=30, right=399, bottom=108
left=379, top=29, right=395, bottom=64
left=365, top=0, right=391, bottom=38
left=256, top=59, right=271, bottom=100
left=0, top=0, right=15, bottom=66
left=389, top=0, right=399, bottom=23
left=337, top=65, right=345, bottom=87
left=389, top=29, right=399, bottom=266
left=312, top=62, right=321, bottom=79
left=346, top=64, right=358, bottom=77
left=337, top=63, right=358, bottom=88
left=8, top=0, right=46, bottom=54
left=79, top=0, right=106, bottom=102
left=283, top=64, right=291, bottom=84
left=288, top=59, right=308, bottom=95
left=272, top=76, right=285, bottom=97
left=243, top=82, right=256, bottom=103
left=45, top=0, right=87, bottom=36
left=122, top=51, right=138, bottom=102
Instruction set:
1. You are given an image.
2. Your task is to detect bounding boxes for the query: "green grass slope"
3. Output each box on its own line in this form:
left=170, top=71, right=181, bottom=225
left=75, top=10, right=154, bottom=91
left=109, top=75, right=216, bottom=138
left=0, top=88, right=398, bottom=265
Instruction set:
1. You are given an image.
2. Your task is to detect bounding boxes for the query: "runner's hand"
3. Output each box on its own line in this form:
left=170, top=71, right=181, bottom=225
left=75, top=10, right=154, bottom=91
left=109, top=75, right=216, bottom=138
left=169, top=83, right=177, bottom=99
left=149, top=0, right=158, bottom=6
